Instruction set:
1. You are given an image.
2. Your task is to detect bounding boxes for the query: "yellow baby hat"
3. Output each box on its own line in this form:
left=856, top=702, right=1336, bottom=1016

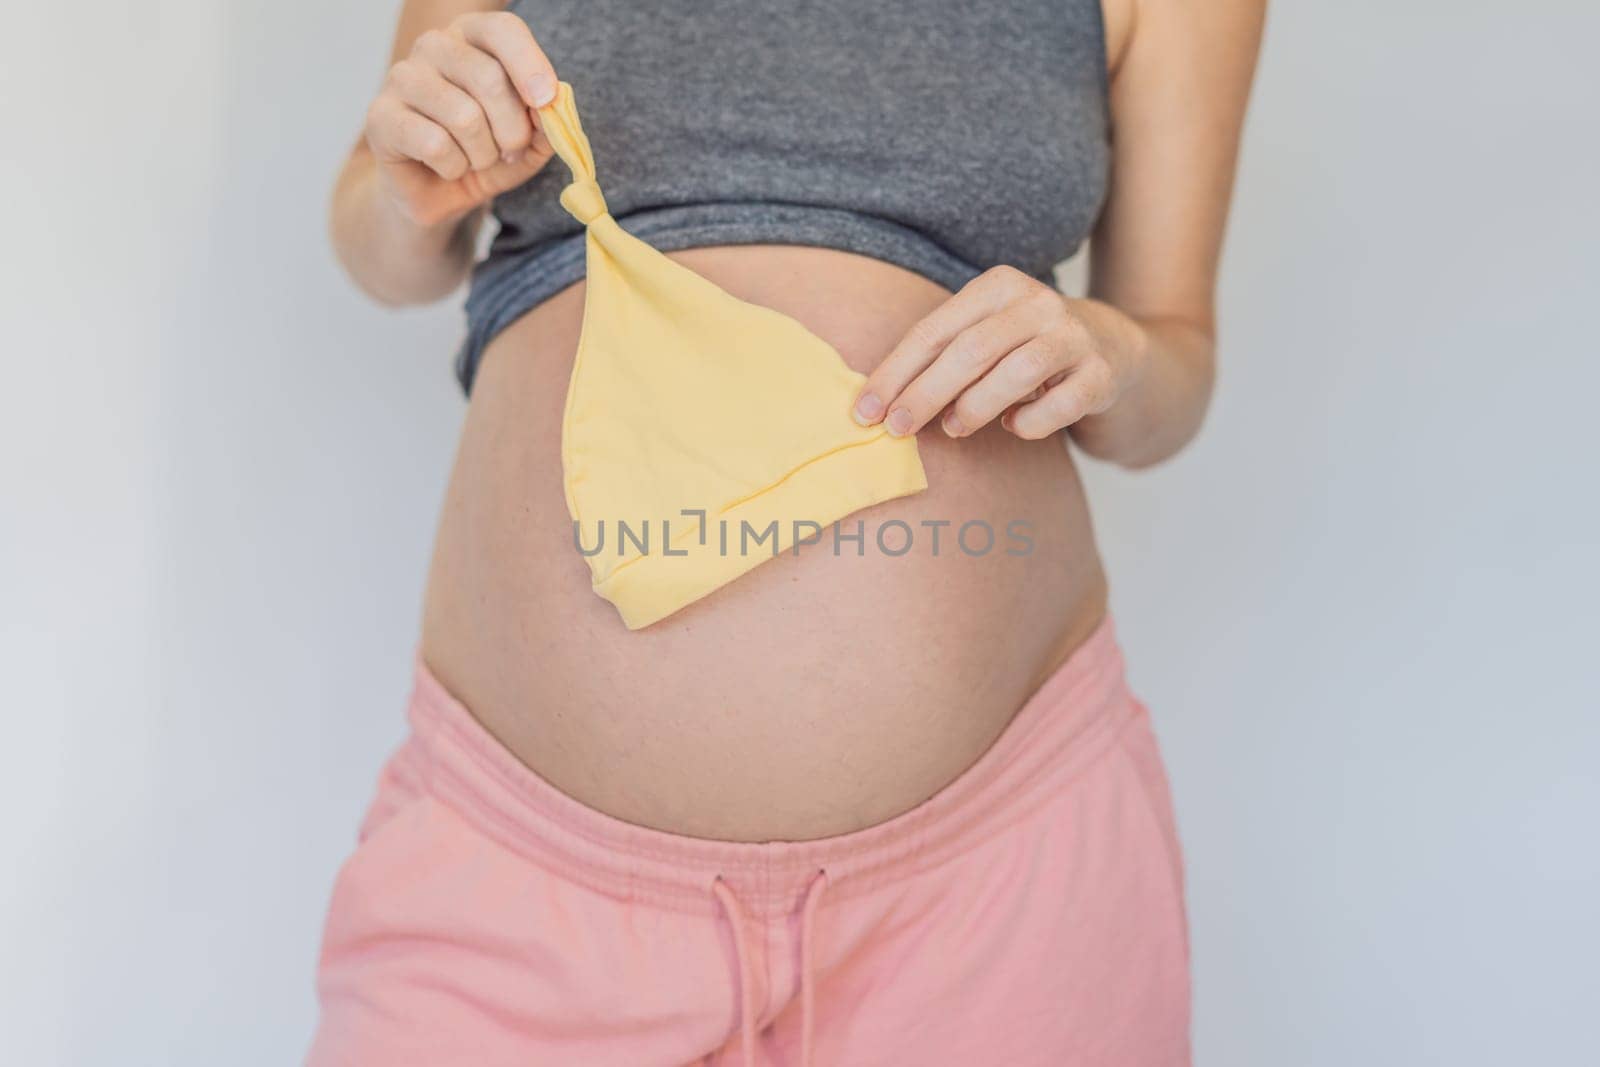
left=536, top=83, right=927, bottom=629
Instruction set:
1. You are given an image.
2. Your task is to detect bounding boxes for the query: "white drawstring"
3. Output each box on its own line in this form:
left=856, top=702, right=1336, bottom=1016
left=712, top=877, right=761, bottom=1066
left=712, top=869, right=831, bottom=1067
left=797, top=869, right=830, bottom=1067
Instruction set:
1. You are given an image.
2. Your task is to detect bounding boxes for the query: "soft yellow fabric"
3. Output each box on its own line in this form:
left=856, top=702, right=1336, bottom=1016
left=535, top=82, right=927, bottom=629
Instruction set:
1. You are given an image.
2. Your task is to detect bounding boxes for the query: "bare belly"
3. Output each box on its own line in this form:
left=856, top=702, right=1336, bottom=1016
left=419, top=246, right=1108, bottom=841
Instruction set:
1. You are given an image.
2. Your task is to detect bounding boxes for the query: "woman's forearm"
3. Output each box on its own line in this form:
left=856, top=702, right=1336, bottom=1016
left=1064, top=298, right=1216, bottom=469
left=329, top=146, right=483, bottom=306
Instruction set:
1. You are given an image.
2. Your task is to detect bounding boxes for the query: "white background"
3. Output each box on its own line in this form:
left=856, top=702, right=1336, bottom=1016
left=4, top=2, right=1596, bottom=1064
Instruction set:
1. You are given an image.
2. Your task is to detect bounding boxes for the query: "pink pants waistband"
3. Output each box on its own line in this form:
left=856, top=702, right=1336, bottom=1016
left=404, top=615, right=1134, bottom=918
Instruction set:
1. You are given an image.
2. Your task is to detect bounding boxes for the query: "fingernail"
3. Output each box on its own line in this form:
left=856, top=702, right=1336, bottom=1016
left=886, top=408, right=914, bottom=437
left=501, top=150, right=518, bottom=164
left=527, top=73, right=557, bottom=107
left=853, top=393, right=884, bottom=425
left=942, top=413, right=966, bottom=438
left=1001, top=412, right=1015, bottom=432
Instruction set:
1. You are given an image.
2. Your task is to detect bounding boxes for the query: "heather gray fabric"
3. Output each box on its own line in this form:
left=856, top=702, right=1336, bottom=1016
left=457, top=0, right=1110, bottom=393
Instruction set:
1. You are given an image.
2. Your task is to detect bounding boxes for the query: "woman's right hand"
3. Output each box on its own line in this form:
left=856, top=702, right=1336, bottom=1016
left=363, top=11, right=559, bottom=229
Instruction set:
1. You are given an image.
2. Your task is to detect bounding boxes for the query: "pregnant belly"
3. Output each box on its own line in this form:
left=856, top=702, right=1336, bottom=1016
left=420, top=246, right=1108, bottom=841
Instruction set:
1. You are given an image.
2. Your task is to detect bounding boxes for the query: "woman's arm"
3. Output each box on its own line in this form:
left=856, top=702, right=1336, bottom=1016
left=330, top=0, right=558, bottom=306
left=852, top=0, right=1266, bottom=469
left=1070, top=0, right=1267, bottom=466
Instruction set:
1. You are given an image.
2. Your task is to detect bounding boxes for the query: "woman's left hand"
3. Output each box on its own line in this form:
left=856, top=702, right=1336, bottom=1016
left=852, top=266, right=1146, bottom=441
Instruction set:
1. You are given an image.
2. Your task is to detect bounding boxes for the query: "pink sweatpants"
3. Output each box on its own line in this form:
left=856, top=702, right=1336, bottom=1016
left=307, top=618, right=1190, bottom=1066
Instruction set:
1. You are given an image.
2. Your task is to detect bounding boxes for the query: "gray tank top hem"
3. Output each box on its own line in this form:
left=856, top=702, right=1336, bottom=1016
left=457, top=204, right=1032, bottom=393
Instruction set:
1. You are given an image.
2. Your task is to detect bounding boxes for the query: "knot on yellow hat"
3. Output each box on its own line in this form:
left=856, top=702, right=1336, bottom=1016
left=559, top=179, right=609, bottom=225
left=535, top=82, right=928, bottom=630
left=537, top=82, right=604, bottom=227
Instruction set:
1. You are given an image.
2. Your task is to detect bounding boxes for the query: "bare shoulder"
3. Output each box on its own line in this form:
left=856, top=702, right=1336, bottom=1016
left=1100, top=0, right=1267, bottom=82
left=1098, top=0, right=1137, bottom=76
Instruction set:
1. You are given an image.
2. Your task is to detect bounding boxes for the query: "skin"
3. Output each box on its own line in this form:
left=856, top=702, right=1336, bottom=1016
left=330, top=0, right=1265, bottom=841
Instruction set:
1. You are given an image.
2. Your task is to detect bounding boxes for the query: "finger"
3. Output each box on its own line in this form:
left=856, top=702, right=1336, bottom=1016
left=458, top=125, right=555, bottom=202
left=366, top=96, right=469, bottom=180
left=388, top=60, right=499, bottom=171
left=853, top=266, right=1036, bottom=428
left=456, top=11, right=558, bottom=109
left=1003, top=361, right=1119, bottom=440
left=414, top=30, right=535, bottom=160
left=892, top=300, right=1052, bottom=437
left=948, top=337, right=1072, bottom=436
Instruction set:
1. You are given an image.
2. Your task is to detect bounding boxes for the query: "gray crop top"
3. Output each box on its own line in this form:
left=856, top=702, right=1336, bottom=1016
left=456, top=0, right=1110, bottom=394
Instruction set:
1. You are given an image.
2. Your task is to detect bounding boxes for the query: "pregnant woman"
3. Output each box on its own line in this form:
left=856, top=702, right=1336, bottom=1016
left=310, top=1, right=1263, bottom=1064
